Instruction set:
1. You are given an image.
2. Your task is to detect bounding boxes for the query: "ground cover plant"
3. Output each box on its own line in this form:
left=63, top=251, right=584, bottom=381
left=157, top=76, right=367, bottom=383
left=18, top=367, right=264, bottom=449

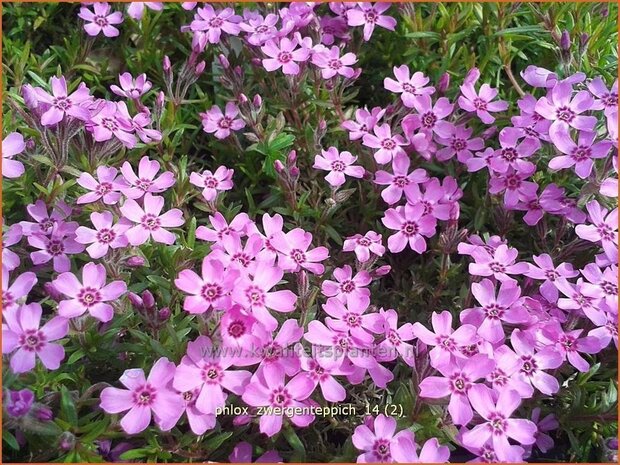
left=1, top=1, right=618, bottom=463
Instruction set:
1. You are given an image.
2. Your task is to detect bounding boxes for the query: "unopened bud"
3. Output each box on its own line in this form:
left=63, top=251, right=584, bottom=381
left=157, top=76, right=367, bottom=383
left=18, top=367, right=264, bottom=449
left=156, top=91, right=165, bottom=110
left=126, top=256, right=146, bottom=267
left=128, top=292, right=144, bottom=310
left=141, top=290, right=155, bottom=310
left=163, top=56, right=171, bottom=73
left=287, top=150, right=297, bottom=165
left=481, top=126, right=498, bottom=139
left=437, top=72, right=450, bottom=94
left=43, top=282, right=63, bottom=302
left=218, top=54, right=230, bottom=69
left=34, top=406, right=53, bottom=422
left=59, top=432, right=76, bottom=451
left=253, top=94, right=262, bottom=108
left=25, top=139, right=36, bottom=151
left=251, top=58, right=262, bottom=67
left=560, top=30, right=571, bottom=51
left=21, top=84, right=40, bottom=111
left=195, top=60, right=206, bottom=76
left=233, top=415, right=252, bottom=426
left=234, top=66, right=243, bottom=77
left=290, top=166, right=300, bottom=179
left=373, top=265, right=392, bottom=277
left=274, top=160, right=285, bottom=173
left=158, top=307, right=171, bottom=322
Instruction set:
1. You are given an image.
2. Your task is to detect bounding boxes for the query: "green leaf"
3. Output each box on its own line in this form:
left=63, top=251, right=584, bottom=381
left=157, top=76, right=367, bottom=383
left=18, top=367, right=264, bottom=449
left=60, top=386, right=78, bottom=427
left=3, top=430, right=20, bottom=450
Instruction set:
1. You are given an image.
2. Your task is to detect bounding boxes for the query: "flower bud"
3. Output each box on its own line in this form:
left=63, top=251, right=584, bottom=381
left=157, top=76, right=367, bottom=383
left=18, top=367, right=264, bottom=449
left=126, top=256, right=146, bottom=267
left=34, top=405, right=53, bottom=422
left=25, top=138, right=36, bottom=151
left=158, top=307, right=171, bottom=322
left=238, top=93, right=249, bottom=104
left=253, top=94, right=262, bottom=108
left=195, top=60, right=206, bottom=76
left=234, top=66, right=243, bottom=77
left=290, top=166, right=300, bottom=179
left=43, top=282, right=63, bottom=302
left=141, top=290, right=156, bottom=310
left=233, top=414, right=252, bottom=426
left=163, top=55, right=171, bottom=73
left=274, top=160, right=285, bottom=173
left=59, top=432, right=76, bottom=451
left=437, top=72, right=450, bottom=94
left=287, top=150, right=297, bottom=165
left=21, top=84, right=40, bottom=111
left=560, top=30, right=571, bottom=51
left=128, top=292, right=144, bottom=310
left=251, top=58, right=262, bottom=67
left=218, top=54, right=230, bottom=69
left=481, top=126, right=498, bottom=140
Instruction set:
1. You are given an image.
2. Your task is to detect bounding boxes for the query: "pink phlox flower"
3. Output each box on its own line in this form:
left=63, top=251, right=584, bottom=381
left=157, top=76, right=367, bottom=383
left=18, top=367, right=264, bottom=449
left=458, top=71, right=509, bottom=124
left=311, top=45, right=357, bottom=79
left=514, top=182, right=565, bottom=226
left=346, top=3, right=397, bottom=41
left=321, top=296, right=379, bottom=346
left=34, top=76, right=91, bottom=126
left=2, top=132, right=26, bottom=178
left=384, top=65, right=435, bottom=107
left=126, top=2, right=163, bottom=21
left=241, top=363, right=315, bottom=437
left=190, top=4, right=241, bottom=44
left=392, top=436, right=451, bottom=463
left=435, top=124, right=485, bottom=163
left=239, top=13, right=279, bottom=46
left=319, top=15, right=350, bottom=45
left=294, top=342, right=351, bottom=402
left=196, top=212, right=252, bottom=246
left=549, top=126, right=612, bottom=179
left=343, top=230, right=385, bottom=263
left=419, top=353, right=496, bottom=426
left=488, top=127, right=539, bottom=173
left=173, top=335, right=252, bottom=414
left=261, top=36, right=311, bottom=75
left=100, top=357, right=184, bottom=434
left=464, top=147, right=494, bottom=173
left=535, top=81, right=597, bottom=133
left=2, top=271, right=37, bottom=312
left=352, top=414, right=416, bottom=463
left=75, top=211, right=131, bottom=259
left=77, top=166, right=126, bottom=205
left=271, top=228, right=329, bottom=274
left=403, top=177, right=454, bottom=221
left=53, top=262, right=127, bottom=322
left=412, top=310, right=479, bottom=369
left=381, top=203, right=437, bottom=253
left=539, top=321, right=602, bottom=372
left=485, top=344, right=534, bottom=398
left=120, top=156, right=175, bottom=200
left=575, top=200, right=618, bottom=263
left=220, top=305, right=263, bottom=351
left=20, top=199, right=74, bottom=237
left=523, top=253, right=578, bottom=302
left=374, top=152, right=428, bottom=205
left=189, top=166, right=234, bottom=201
left=527, top=408, right=558, bottom=455
left=401, top=95, right=453, bottom=138
left=457, top=234, right=507, bottom=257
left=78, top=2, right=124, bottom=37
left=363, top=123, right=407, bottom=165
left=200, top=102, right=246, bottom=139
left=580, top=263, right=618, bottom=313
left=313, top=147, right=365, bottom=187
left=27, top=223, right=85, bottom=273
left=253, top=319, right=303, bottom=376
left=3, top=223, right=23, bottom=272
left=86, top=100, right=137, bottom=148
left=374, top=308, right=416, bottom=366
left=489, top=165, right=537, bottom=208
left=175, top=258, right=239, bottom=314
left=120, top=193, right=184, bottom=246
left=110, top=72, right=152, bottom=99
left=116, top=103, right=162, bottom=144
left=468, top=244, right=528, bottom=283
left=229, top=441, right=283, bottom=463
left=321, top=265, right=371, bottom=309
left=208, top=234, right=265, bottom=275
left=588, top=77, right=618, bottom=117
left=2, top=303, right=68, bottom=374
left=461, top=278, right=530, bottom=343
left=169, top=387, right=216, bottom=435
left=342, top=106, right=386, bottom=141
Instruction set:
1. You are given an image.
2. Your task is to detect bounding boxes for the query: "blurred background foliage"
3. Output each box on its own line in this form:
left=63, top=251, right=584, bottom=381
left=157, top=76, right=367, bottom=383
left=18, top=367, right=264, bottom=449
left=2, top=2, right=618, bottom=462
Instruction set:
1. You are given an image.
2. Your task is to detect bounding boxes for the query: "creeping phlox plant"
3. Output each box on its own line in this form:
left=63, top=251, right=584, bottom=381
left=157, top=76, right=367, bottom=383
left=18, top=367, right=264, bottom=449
left=1, top=1, right=618, bottom=463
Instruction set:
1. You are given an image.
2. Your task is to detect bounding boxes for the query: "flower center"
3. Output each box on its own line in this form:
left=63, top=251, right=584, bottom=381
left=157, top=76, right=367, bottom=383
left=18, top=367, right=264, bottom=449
left=520, top=355, right=538, bottom=375
left=218, top=117, right=233, bottom=129
left=572, top=146, right=592, bottom=162
left=136, top=178, right=153, bottom=191
left=331, top=160, right=345, bottom=172
left=19, top=330, right=45, bottom=351
left=270, top=387, right=291, bottom=407
left=603, top=92, right=618, bottom=107
left=202, top=364, right=222, bottom=383
left=488, top=262, right=506, bottom=273
left=101, top=117, right=118, bottom=132
left=401, top=83, right=416, bottom=94
left=501, top=147, right=518, bottom=162
left=228, top=320, right=246, bottom=338
left=201, top=283, right=222, bottom=301
left=340, top=280, right=356, bottom=294
left=373, top=439, right=391, bottom=460
left=204, top=176, right=218, bottom=188
left=96, top=228, right=116, bottom=244
left=47, top=239, right=65, bottom=256
left=473, top=97, right=487, bottom=110
left=245, top=285, right=265, bottom=306
left=263, top=342, right=282, bottom=361
left=401, top=221, right=418, bottom=236
left=484, top=303, right=505, bottom=319
left=134, top=385, right=156, bottom=406
left=53, top=96, right=71, bottom=110
left=489, top=413, right=506, bottom=434
left=602, top=281, right=618, bottom=296
left=381, top=138, right=396, bottom=150
left=141, top=214, right=160, bottom=231
left=96, top=182, right=112, bottom=195
left=364, top=11, right=378, bottom=23
left=328, top=59, right=342, bottom=70
left=421, top=112, right=437, bottom=128
left=290, top=249, right=306, bottom=264
left=452, top=138, right=466, bottom=151
left=208, top=17, right=223, bottom=28
left=393, top=175, right=409, bottom=188
left=556, top=106, right=575, bottom=122
left=278, top=51, right=292, bottom=63
left=94, top=15, right=109, bottom=27
left=78, top=287, right=102, bottom=307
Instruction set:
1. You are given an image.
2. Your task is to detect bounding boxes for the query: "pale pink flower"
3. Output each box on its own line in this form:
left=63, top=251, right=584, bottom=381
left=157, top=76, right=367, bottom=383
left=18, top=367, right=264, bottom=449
left=384, top=65, right=434, bottom=108
left=313, top=147, right=365, bottom=187
left=2, top=132, right=26, bottom=179
left=200, top=102, right=246, bottom=139
left=321, top=265, right=371, bottom=309
left=120, top=156, right=175, bottom=200
left=343, top=231, right=385, bottom=263
left=271, top=228, right=329, bottom=274
left=110, top=72, right=153, bottom=99
left=78, top=2, right=124, bottom=37
left=362, top=123, right=407, bottom=164
left=311, top=45, right=357, bottom=79
left=77, top=166, right=126, bottom=205
left=261, top=37, right=311, bottom=75
left=75, top=211, right=131, bottom=259
left=381, top=203, right=437, bottom=253
left=120, top=193, right=185, bottom=246
left=189, top=166, right=234, bottom=201
left=34, top=76, right=91, bottom=126
left=346, top=3, right=397, bottom=41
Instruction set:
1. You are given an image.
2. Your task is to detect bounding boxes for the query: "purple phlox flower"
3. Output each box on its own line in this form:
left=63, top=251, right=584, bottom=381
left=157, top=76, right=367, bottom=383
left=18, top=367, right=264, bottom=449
left=313, top=147, right=365, bottom=187
left=462, top=438, right=525, bottom=463
left=461, top=278, right=530, bottom=343
left=2, top=303, right=68, bottom=373
left=190, top=166, right=234, bottom=202
left=175, top=258, right=239, bottom=314
left=3, top=223, right=23, bottom=272
left=200, top=102, right=246, bottom=139
left=581, top=263, right=618, bottom=313
left=261, top=37, right=310, bottom=75
left=34, top=76, right=91, bottom=126
left=321, top=296, right=379, bottom=347
left=53, top=262, right=127, bottom=322
left=3, top=132, right=26, bottom=178
left=392, top=436, right=451, bottom=463
left=241, top=363, right=315, bottom=437
left=2, top=271, right=37, bottom=313
left=465, top=147, right=494, bottom=173
left=374, top=308, right=416, bottom=366
left=346, top=3, right=397, bottom=41
left=173, top=335, right=251, bottom=414
left=20, top=199, right=74, bottom=237
left=575, top=200, right=618, bottom=263
left=100, top=357, right=184, bottom=434
left=539, top=321, right=602, bottom=372
left=468, top=244, right=528, bottom=283
left=384, top=65, right=435, bottom=107
left=96, top=440, right=136, bottom=463
left=311, top=45, right=357, bottom=79
left=5, top=389, right=35, bottom=418
left=549, top=126, right=612, bottom=179
left=86, top=100, right=137, bottom=148
left=75, top=211, right=131, bottom=259
left=229, top=441, right=283, bottom=463
left=401, top=95, right=453, bottom=138
left=120, top=193, right=184, bottom=246
left=78, top=3, right=124, bottom=37
left=520, top=65, right=585, bottom=89
left=239, top=13, right=279, bottom=46
left=271, top=228, right=329, bottom=274
left=535, top=81, right=597, bottom=133
left=555, top=277, right=607, bottom=326
left=489, top=165, right=537, bottom=208
left=556, top=195, right=587, bottom=224
left=514, top=182, right=565, bottom=226
left=220, top=305, right=263, bottom=351
left=342, top=106, right=386, bottom=141
left=295, top=342, right=350, bottom=402
left=168, top=386, right=216, bottom=435
left=127, top=2, right=163, bottom=21
left=246, top=213, right=284, bottom=263
left=489, top=127, right=539, bottom=173
left=352, top=414, right=416, bottom=463
left=196, top=211, right=252, bottom=245
left=208, top=233, right=264, bottom=274
left=419, top=353, right=496, bottom=426
left=588, top=77, right=618, bottom=117
left=27, top=223, right=84, bottom=273
left=319, top=15, right=349, bottom=45
left=116, top=103, right=162, bottom=144
left=381, top=203, right=437, bottom=253
left=527, top=408, right=558, bottom=455
left=458, top=72, right=508, bottom=124
left=190, top=4, right=241, bottom=44
left=485, top=344, right=534, bottom=398
left=343, top=230, right=385, bottom=263
left=253, top=319, right=303, bottom=376
left=77, top=166, right=126, bottom=205
left=321, top=265, right=371, bottom=309
left=600, top=156, right=618, bottom=197
left=412, top=310, right=479, bottom=369
left=120, top=156, right=175, bottom=199
left=523, top=253, right=578, bottom=302
left=458, top=234, right=507, bottom=257
left=435, top=124, right=485, bottom=163
left=509, top=329, right=563, bottom=395
left=403, top=177, right=454, bottom=221
left=278, top=4, right=315, bottom=32
left=374, top=152, right=428, bottom=205
left=111, top=72, right=152, bottom=99
left=231, top=261, right=297, bottom=331
left=588, top=311, right=618, bottom=350
left=462, top=386, right=537, bottom=461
